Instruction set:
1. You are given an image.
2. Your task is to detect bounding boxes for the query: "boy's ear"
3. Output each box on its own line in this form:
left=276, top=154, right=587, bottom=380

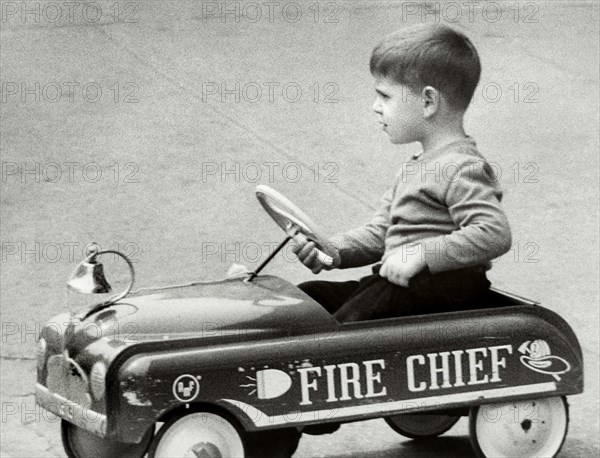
left=420, top=86, right=440, bottom=118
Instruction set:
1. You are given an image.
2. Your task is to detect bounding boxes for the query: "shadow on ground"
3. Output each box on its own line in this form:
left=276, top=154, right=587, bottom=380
left=306, top=433, right=598, bottom=458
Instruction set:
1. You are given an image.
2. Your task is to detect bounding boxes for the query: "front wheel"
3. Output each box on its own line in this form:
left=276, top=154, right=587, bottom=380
left=469, top=396, right=569, bottom=458
left=385, top=413, right=460, bottom=439
left=148, top=411, right=245, bottom=458
left=62, top=420, right=152, bottom=458
left=148, top=410, right=300, bottom=458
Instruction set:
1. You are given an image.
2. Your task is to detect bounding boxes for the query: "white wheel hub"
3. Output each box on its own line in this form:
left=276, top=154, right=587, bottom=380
left=471, top=397, right=568, bottom=458
left=153, top=412, right=244, bottom=458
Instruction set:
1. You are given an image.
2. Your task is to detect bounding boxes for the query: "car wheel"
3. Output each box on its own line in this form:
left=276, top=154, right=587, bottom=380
left=245, top=427, right=301, bottom=457
left=62, top=420, right=152, bottom=458
left=469, top=396, right=569, bottom=458
left=147, top=410, right=246, bottom=458
left=385, top=413, right=460, bottom=439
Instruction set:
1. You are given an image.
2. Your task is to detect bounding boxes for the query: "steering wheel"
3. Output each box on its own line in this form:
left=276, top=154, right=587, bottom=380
left=255, top=185, right=334, bottom=266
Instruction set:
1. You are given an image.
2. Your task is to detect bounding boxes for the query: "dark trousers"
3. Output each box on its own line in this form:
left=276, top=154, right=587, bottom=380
left=298, top=265, right=491, bottom=323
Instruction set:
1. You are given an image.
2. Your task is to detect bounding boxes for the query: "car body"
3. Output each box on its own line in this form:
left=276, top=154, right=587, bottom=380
left=35, top=272, right=583, bottom=456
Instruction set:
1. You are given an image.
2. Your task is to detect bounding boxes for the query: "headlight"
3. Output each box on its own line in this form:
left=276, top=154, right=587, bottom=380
left=36, top=338, right=47, bottom=370
left=90, top=362, right=107, bottom=400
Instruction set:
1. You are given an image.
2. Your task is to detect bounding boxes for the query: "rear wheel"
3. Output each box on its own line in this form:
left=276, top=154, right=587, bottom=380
left=469, top=396, right=569, bottom=458
left=62, top=420, right=152, bottom=458
left=385, top=413, right=460, bottom=439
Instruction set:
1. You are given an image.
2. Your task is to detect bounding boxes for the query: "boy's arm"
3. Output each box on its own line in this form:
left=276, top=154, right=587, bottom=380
left=329, top=187, right=392, bottom=268
left=419, top=160, right=512, bottom=273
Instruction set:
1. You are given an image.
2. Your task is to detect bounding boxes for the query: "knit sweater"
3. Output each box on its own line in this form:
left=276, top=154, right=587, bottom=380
left=330, top=137, right=512, bottom=273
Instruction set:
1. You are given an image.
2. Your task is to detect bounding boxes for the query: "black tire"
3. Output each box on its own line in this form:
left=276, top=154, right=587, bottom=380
left=62, top=420, right=152, bottom=458
left=385, top=413, right=460, bottom=439
left=246, top=427, right=301, bottom=458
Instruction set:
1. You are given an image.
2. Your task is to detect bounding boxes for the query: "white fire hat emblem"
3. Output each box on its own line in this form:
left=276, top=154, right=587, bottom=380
left=518, top=339, right=571, bottom=381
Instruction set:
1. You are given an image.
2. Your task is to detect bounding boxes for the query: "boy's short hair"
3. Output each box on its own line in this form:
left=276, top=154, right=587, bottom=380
left=370, top=24, right=481, bottom=111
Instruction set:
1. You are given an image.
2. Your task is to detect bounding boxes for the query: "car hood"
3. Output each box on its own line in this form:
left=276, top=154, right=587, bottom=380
left=65, top=275, right=338, bottom=357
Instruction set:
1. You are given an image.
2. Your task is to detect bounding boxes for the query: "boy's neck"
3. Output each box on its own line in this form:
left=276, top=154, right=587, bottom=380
left=420, top=115, right=468, bottom=153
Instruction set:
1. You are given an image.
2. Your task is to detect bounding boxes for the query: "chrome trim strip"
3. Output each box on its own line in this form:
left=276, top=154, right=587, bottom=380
left=223, top=381, right=557, bottom=427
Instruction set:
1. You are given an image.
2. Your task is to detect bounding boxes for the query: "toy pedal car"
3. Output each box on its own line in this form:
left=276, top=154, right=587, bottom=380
left=35, top=185, right=583, bottom=457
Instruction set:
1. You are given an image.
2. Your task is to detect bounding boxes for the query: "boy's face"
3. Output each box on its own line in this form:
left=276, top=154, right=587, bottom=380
left=372, top=76, right=424, bottom=145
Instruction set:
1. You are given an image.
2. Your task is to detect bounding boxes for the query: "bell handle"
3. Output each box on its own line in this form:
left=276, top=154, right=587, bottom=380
left=93, top=249, right=136, bottom=305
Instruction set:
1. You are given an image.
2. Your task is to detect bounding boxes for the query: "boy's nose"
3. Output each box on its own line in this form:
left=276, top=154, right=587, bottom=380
left=372, top=100, right=382, bottom=113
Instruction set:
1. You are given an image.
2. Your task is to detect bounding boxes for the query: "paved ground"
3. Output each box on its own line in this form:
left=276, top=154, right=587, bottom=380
left=1, top=0, right=598, bottom=456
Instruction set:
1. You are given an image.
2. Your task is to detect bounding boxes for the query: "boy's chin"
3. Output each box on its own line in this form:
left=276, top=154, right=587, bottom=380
left=386, top=131, right=418, bottom=145
left=390, top=137, right=415, bottom=146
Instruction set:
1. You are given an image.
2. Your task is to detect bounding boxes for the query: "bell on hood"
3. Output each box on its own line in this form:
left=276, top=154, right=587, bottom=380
left=67, top=260, right=112, bottom=294
left=66, top=243, right=135, bottom=315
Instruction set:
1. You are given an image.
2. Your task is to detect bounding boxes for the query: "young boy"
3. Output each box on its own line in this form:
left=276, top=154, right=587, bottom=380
left=293, top=23, right=512, bottom=323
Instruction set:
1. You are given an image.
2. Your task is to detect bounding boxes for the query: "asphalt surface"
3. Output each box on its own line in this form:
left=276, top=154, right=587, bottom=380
left=1, top=1, right=599, bottom=456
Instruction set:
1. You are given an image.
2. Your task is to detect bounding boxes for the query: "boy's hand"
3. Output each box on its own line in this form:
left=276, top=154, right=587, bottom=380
left=291, top=232, right=335, bottom=274
left=380, top=244, right=427, bottom=287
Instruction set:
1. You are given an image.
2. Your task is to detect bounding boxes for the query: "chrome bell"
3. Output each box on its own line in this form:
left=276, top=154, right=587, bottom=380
left=67, top=244, right=112, bottom=294
left=66, top=243, right=135, bottom=313
left=67, top=260, right=112, bottom=294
